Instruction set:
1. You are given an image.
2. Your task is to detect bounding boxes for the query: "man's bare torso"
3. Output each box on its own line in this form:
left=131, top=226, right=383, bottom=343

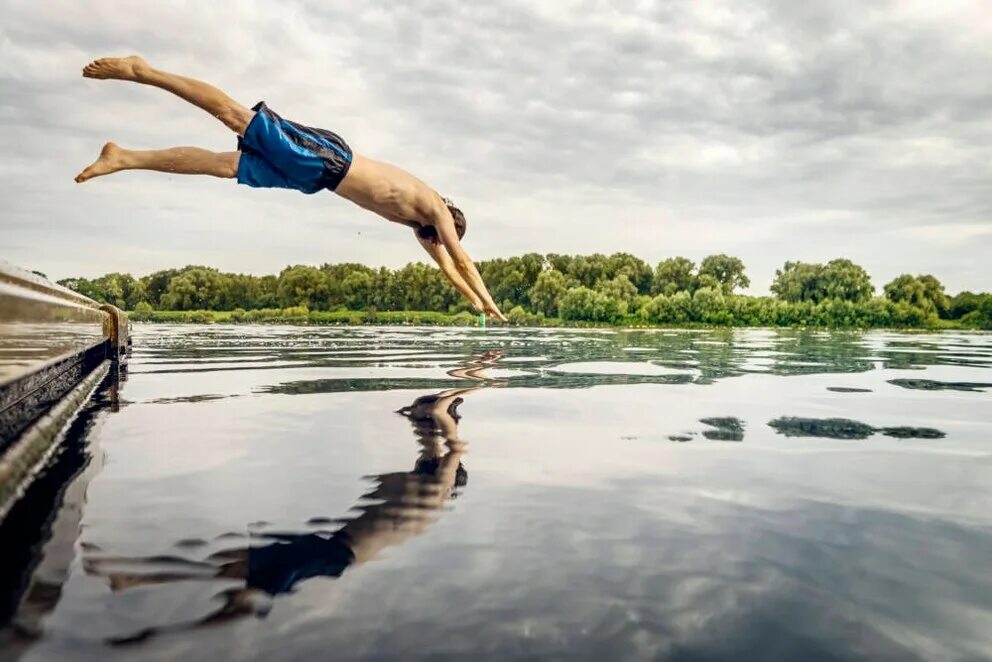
left=335, top=154, right=440, bottom=228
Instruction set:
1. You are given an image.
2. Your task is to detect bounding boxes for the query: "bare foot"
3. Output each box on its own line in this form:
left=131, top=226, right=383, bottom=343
left=75, top=142, right=126, bottom=183
left=82, top=55, right=149, bottom=81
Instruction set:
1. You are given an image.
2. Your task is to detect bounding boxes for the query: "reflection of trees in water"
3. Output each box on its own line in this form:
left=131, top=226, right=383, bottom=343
left=669, top=414, right=945, bottom=444
left=536, top=328, right=878, bottom=381
left=699, top=417, right=745, bottom=441
left=666, top=414, right=945, bottom=444
left=551, top=330, right=987, bottom=382
left=887, top=378, right=992, bottom=393
left=80, top=354, right=503, bottom=644
left=187, top=329, right=992, bottom=397
left=144, top=327, right=992, bottom=393
left=879, top=338, right=992, bottom=370
left=256, top=332, right=882, bottom=394
left=264, top=372, right=698, bottom=395
left=764, top=332, right=874, bottom=377
left=768, top=417, right=945, bottom=440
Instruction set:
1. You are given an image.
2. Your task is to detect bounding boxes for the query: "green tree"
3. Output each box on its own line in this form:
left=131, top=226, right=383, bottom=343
left=884, top=274, right=947, bottom=315
left=478, top=257, right=528, bottom=307
left=559, top=286, right=621, bottom=323
left=949, top=291, right=988, bottom=320
left=140, top=269, right=179, bottom=308
left=771, top=261, right=823, bottom=302
left=98, top=273, right=126, bottom=308
left=277, top=265, right=327, bottom=308
left=698, top=254, right=749, bottom=295
left=917, top=274, right=949, bottom=317
left=63, top=272, right=145, bottom=308
left=959, top=295, right=992, bottom=329
left=691, top=286, right=729, bottom=323
left=58, top=277, right=105, bottom=302
left=507, top=305, right=528, bottom=325
left=604, top=253, right=653, bottom=293
left=256, top=275, right=280, bottom=308
left=132, top=301, right=154, bottom=320
left=321, top=263, right=375, bottom=308
left=646, top=292, right=692, bottom=325
left=215, top=273, right=266, bottom=310
left=59, top=252, right=989, bottom=330
left=821, top=259, right=873, bottom=303
left=528, top=270, right=568, bottom=317
left=884, top=274, right=925, bottom=306
left=652, top=257, right=697, bottom=295
left=772, top=259, right=872, bottom=304
left=161, top=268, right=224, bottom=310
left=340, top=270, right=374, bottom=310
left=545, top=253, right=573, bottom=275
left=565, top=254, right=610, bottom=288
left=391, top=262, right=456, bottom=311
left=596, top=275, right=638, bottom=306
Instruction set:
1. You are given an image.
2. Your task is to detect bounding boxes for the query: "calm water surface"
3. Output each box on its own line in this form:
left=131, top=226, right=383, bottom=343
left=4, top=325, right=992, bottom=661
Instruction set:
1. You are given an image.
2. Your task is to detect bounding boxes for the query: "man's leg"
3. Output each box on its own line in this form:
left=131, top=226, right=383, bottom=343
left=75, top=142, right=240, bottom=183
left=82, top=56, right=254, bottom=135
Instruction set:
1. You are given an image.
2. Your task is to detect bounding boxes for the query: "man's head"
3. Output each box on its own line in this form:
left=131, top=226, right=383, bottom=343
left=448, top=201, right=467, bottom=239
left=417, top=198, right=466, bottom=242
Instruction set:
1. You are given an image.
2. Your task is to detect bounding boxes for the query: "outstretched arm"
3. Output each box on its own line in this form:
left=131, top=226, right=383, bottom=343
left=430, top=205, right=508, bottom=321
left=414, top=230, right=483, bottom=312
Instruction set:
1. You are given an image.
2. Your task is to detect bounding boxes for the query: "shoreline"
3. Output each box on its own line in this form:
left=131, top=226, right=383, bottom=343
left=128, top=309, right=976, bottom=331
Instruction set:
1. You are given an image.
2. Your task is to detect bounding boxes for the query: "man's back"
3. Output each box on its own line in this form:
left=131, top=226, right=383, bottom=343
left=336, top=154, right=441, bottom=228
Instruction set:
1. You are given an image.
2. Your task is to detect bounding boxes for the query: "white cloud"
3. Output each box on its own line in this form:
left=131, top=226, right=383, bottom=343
left=1, top=0, right=990, bottom=293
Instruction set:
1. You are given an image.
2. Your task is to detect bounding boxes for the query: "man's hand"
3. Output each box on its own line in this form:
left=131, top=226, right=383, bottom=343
left=415, top=230, right=487, bottom=312
left=485, top=303, right=508, bottom=322
left=432, top=205, right=507, bottom=319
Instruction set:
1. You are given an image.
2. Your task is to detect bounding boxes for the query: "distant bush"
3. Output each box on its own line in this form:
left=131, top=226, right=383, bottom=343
left=506, top=306, right=546, bottom=326
left=282, top=305, right=309, bottom=321
left=131, top=301, right=154, bottom=320
left=244, top=308, right=282, bottom=322
left=560, top=287, right=622, bottom=323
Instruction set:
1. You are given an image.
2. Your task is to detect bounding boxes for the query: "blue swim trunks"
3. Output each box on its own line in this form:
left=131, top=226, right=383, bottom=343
left=236, top=101, right=352, bottom=194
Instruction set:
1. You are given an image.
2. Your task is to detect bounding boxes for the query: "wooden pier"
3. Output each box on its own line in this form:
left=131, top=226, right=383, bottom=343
left=0, top=261, right=129, bottom=519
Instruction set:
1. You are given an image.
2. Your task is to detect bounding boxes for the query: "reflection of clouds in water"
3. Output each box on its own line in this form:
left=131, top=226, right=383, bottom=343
left=305, top=493, right=989, bottom=661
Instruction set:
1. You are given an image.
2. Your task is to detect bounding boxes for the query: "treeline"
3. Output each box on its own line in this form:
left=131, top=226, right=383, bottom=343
left=59, top=253, right=992, bottom=329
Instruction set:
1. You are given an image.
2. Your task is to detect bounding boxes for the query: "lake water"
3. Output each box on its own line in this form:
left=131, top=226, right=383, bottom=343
left=3, top=325, right=991, bottom=661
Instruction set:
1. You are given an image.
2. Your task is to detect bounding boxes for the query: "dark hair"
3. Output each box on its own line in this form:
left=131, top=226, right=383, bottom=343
left=417, top=198, right=466, bottom=242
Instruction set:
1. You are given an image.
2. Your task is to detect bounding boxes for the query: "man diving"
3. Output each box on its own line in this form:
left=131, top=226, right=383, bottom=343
left=74, top=56, right=507, bottom=321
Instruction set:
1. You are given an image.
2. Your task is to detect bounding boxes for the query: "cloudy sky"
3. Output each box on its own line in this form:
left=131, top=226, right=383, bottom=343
left=1, top=0, right=990, bottom=293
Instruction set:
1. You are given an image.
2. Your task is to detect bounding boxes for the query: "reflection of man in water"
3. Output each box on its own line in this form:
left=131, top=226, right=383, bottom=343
left=237, top=385, right=476, bottom=598
left=84, top=383, right=485, bottom=636
left=247, top=347, right=504, bottom=594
